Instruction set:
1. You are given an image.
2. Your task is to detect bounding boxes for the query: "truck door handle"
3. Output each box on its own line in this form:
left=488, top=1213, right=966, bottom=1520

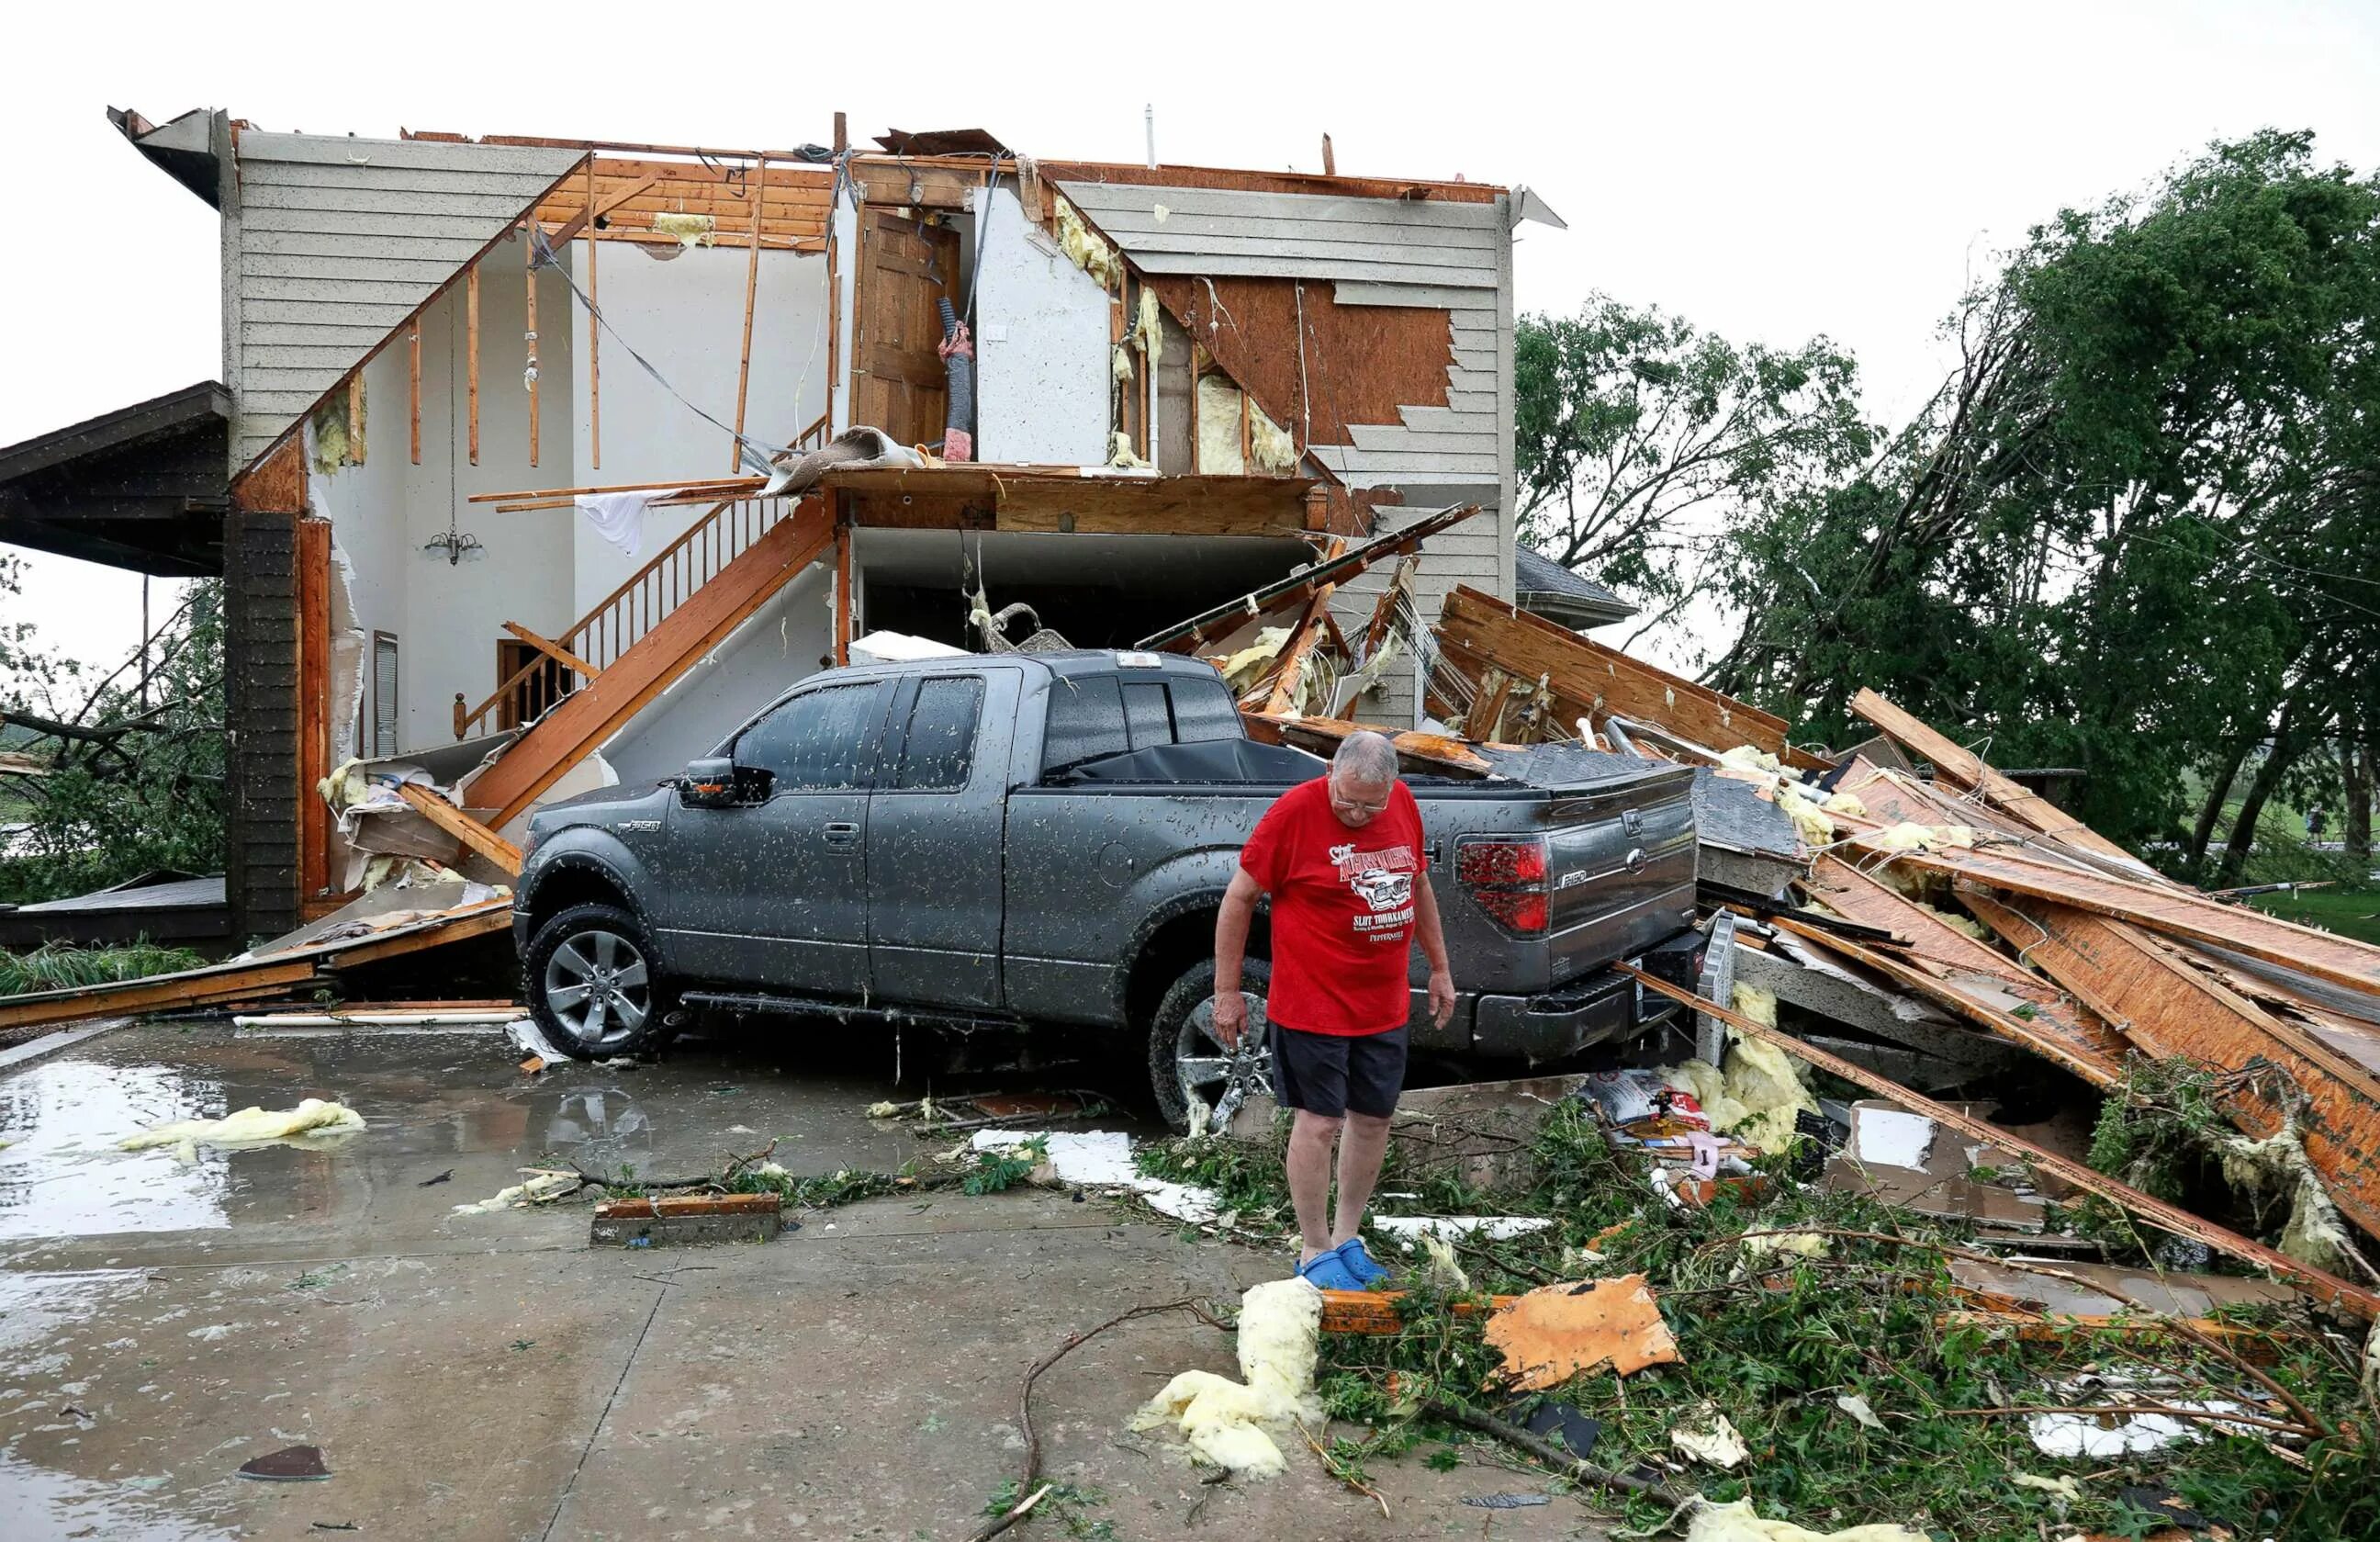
left=823, top=821, right=860, bottom=848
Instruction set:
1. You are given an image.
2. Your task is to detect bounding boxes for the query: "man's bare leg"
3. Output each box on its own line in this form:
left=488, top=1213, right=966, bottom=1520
left=1331, top=1110, right=1392, bottom=1247
left=1286, top=1110, right=1342, bottom=1265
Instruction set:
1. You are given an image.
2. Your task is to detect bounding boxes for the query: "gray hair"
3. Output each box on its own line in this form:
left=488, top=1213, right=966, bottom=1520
left=1332, top=730, right=1400, bottom=787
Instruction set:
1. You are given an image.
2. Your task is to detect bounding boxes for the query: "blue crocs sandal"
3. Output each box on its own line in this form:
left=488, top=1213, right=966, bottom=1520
left=1335, top=1237, right=1392, bottom=1287
left=1297, top=1249, right=1364, bottom=1291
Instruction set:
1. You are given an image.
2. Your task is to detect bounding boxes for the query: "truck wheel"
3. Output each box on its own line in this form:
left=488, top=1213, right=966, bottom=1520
left=525, top=903, right=672, bottom=1060
left=1147, top=959, right=1273, bottom=1135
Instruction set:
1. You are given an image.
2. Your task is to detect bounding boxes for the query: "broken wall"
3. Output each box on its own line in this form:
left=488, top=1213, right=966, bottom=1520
left=565, top=242, right=833, bottom=616
left=972, top=186, right=1112, bottom=466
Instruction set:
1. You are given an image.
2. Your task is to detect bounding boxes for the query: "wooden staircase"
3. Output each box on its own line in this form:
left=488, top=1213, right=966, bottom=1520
left=464, top=493, right=834, bottom=828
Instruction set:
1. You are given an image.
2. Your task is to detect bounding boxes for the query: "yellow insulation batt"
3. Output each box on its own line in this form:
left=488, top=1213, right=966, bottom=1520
left=1667, top=985, right=1818, bottom=1154
left=1248, top=403, right=1298, bottom=472
left=1131, top=1278, right=1321, bottom=1477
left=119, top=1098, right=364, bottom=1154
left=1055, top=201, right=1121, bottom=288
left=1136, top=286, right=1163, bottom=362
left=652, top=212, right=716, bottom=249
left=1686, top=1497, right=1930, bottom=1541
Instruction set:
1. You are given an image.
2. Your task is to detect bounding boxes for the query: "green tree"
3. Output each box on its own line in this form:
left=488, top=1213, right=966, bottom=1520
left=0, top=576, right=227, bottom=903
left=1713, top=130, right=2380, bottom=862
left=1513, top=298, right=1870, bottom=658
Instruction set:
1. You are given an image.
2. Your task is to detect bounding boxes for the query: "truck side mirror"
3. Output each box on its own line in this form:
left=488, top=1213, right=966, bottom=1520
left=679, top=756, right=739, bottom=809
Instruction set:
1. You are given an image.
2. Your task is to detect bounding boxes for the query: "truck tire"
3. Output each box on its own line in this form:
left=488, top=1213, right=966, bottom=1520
left=1148, top=958, right=1273, bottom=1134
left=524, top=903, right=673, bottom=1060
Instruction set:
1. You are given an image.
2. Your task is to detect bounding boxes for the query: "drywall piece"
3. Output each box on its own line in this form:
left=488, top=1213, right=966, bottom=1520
left=972, top=186, right=1111, bottom=465
left=1850, top=1106, right=1937, bottom=1171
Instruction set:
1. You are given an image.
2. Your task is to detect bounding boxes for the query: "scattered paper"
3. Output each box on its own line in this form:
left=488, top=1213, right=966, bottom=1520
left=1671, top=1404, right=1749, bottom=1469
left=1375, top=1216, right=1553, bottom=1244
left=1835, top=1393, right=1883, bottom=1431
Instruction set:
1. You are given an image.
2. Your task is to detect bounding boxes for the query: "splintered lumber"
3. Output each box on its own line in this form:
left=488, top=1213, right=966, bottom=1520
left=1138, top=503, right=1481, bottom=651
left=466, top=265, right=481, bottom=465
left=586, top=156, right=601, bottom=469
left=1798, top=856, right=2131, bottom=1084
left=1966, top=893, right=2380, bottom=1241
left=467, top=497, right=835, bottom=827
left=1614, top=962, right=2380, bottom=1320
left=525, top=236, right=540, bottom=467
left=1848, top=690, right=2153, bottom=876
left=1434, top=585, right=1824, bottom=771
left=1250, top=714, right=1491, bottom=777
left=394, top=783, right=524, bottom=876
left=731, top=157, right=768, bottom=471
left=1867, top=839, right=2380, bottom=998
left=1259, top=539, right=1346, bottom=715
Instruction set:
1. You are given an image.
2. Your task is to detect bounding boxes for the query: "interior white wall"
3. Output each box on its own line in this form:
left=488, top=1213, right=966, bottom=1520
left=601, top=563, right=834, bottom=788
left=567, top=242, right=833, bottom=615
left=831, top=203, right=859, bottom=433
left=972, top=186, right=1111, bottom=466
left=309, top=235, right=579, bottom=755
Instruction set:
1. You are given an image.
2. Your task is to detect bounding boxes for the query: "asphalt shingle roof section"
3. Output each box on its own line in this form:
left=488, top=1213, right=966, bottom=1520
left=1513, top=546, right=1635, bottom=627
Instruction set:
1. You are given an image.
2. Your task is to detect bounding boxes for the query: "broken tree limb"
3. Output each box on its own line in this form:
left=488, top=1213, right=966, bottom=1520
left=968, top=1298, right=1231, bottom=1542
left=1612, top=962, right=2380, bottom=1320
left=1426, top=1399, right=1679, bottom=1502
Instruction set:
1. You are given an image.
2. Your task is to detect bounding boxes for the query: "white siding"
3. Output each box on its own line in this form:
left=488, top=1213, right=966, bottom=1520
left=227, top=133, right=582, bottom=468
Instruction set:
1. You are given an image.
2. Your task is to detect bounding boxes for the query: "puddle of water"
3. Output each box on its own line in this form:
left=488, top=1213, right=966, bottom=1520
left=0, top=1452, right=234, bottom=1542
left=0, top=1267, right=150, bottom=1358
left=0, top=1062, right=230, bottom=1240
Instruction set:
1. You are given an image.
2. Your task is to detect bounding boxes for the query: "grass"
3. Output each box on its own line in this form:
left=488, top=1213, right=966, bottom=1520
left=1140, top=1098, right=2377, bottom=1541
left=2247, top=885, right=2380, bottom=947
left=0, top=939, right=207, bottom=996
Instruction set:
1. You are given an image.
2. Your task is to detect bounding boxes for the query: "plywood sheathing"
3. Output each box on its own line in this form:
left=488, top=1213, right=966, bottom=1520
left=1434, top=584, right=1824, bottom=771
left=1146, top=276, right=1454, bottom=450
left=1969, top=893, right=2380, bottom=1242
left=530, top=157, right=831, bottom=252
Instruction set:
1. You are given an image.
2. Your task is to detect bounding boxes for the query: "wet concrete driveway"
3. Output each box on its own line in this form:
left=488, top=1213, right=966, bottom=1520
left=0, top=1017, right=1595, bottom=1540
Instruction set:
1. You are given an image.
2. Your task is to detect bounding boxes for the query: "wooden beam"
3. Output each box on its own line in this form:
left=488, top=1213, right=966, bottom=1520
left=1320, top=133, right=1336, bottom=176
left=466, top=265, right=480, bottom=465
left=586, top=158, right=601, bottom=471
left=395, top=782, right=524, bottom=876
left=346, top=372, right=365, bottom=465
left=732, top=157, right=768, bottom=471
left=525, top=235, right=540, bottom=467
left=409, top=325, right=421, bottom=465
left=542, top=169, right=661, bottom=248
left=1614, top=962, right=2380, bottom=1320
left=833, top=111, right=847, bottom=156
left=1868, top=840, right=2380, bottom=997
left=1849, top=689, right=2152, bottom=874
left=0, top=959, right=318, bottom=1032
left=833, top=520, right=853, bottom=666
left=297, top=518, right=333, bottom=903
left=500, top=620, right=599, bottom=680
left=320, top=905, right=513, bottom=968
left=1966, top=893, right=2380, bottom=1242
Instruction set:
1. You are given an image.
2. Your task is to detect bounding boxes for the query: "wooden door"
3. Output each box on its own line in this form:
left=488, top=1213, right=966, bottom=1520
left=850, top=210, right=960, bottom=450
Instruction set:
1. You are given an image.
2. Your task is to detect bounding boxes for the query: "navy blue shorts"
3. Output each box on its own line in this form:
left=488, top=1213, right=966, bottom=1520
left=1268, top=1020, right=1408, bottom=1120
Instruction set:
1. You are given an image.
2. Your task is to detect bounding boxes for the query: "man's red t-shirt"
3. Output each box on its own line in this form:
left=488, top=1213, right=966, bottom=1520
left=1237, top=776, right=1425, bottom=1036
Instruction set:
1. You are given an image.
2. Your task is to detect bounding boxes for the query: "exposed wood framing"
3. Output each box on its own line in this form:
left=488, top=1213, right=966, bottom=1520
left=585, top=157, right=601, bottom=470
left=500, top=620, right=598, bottom=681
left=528, top=158, right=827, bottom=252
left=540, top=170, right=659, bottom=248
left=1259, top=539, right=1346, bottom=715
left=466, top=265, right=480, bottom=465
left=1967, top=894, right=2380, bottom=1240
left=1142, top=502, right=1481, bottom=653
left=1251, top=714, right=1491, bottom=777
left=823, top=466, right=1328, bottom=539
left=525, top=235, right=540, bottom=467
left=394, top=783, right=523, bottom=876
left=833, top=520, right=853, bottom=667
left=732, top=157, right=768, bottom=471
left=346, top=373, right=365, bottom=465
left=409, top=325, right=421, bottom=465
left=296, top=518, right=332, bottom=904
left=1616, top=962, right=2380, bottom=1320
left=1851, top=689, right=2153, bottom=874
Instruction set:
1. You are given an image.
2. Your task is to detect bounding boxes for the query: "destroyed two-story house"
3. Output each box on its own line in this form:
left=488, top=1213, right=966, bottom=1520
left=0, top=107, right=1621, bottom=944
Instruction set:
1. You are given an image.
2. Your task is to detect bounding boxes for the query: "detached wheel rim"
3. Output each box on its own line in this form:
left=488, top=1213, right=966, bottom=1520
left=544, top=928, right=651, bottom=1050
left=1176, top=990, right=1271, bottom=1135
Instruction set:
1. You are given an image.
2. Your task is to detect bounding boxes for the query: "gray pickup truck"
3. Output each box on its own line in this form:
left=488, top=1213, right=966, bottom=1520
left=514, top=649, right=1701, bottom=1127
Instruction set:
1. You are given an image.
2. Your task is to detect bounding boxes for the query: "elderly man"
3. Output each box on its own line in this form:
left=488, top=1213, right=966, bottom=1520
left=1213, top=730, right=1456, bottom=1291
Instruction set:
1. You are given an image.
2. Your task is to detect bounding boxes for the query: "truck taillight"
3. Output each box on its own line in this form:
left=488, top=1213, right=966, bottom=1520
left=1457, top=836, right=1550, bottom=936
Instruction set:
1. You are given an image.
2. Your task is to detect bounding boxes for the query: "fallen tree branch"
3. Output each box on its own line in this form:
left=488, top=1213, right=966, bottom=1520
left=1426, top=1399, right=1679, bottom=1503
left=968, top=1297, right=1232, bottom=1542
left=1300, top=1424, right=1388, bottom=1518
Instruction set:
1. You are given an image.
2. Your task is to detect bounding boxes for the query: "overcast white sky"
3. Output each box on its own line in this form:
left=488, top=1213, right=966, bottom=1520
left=3, top=0, right=2374, bottom=674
